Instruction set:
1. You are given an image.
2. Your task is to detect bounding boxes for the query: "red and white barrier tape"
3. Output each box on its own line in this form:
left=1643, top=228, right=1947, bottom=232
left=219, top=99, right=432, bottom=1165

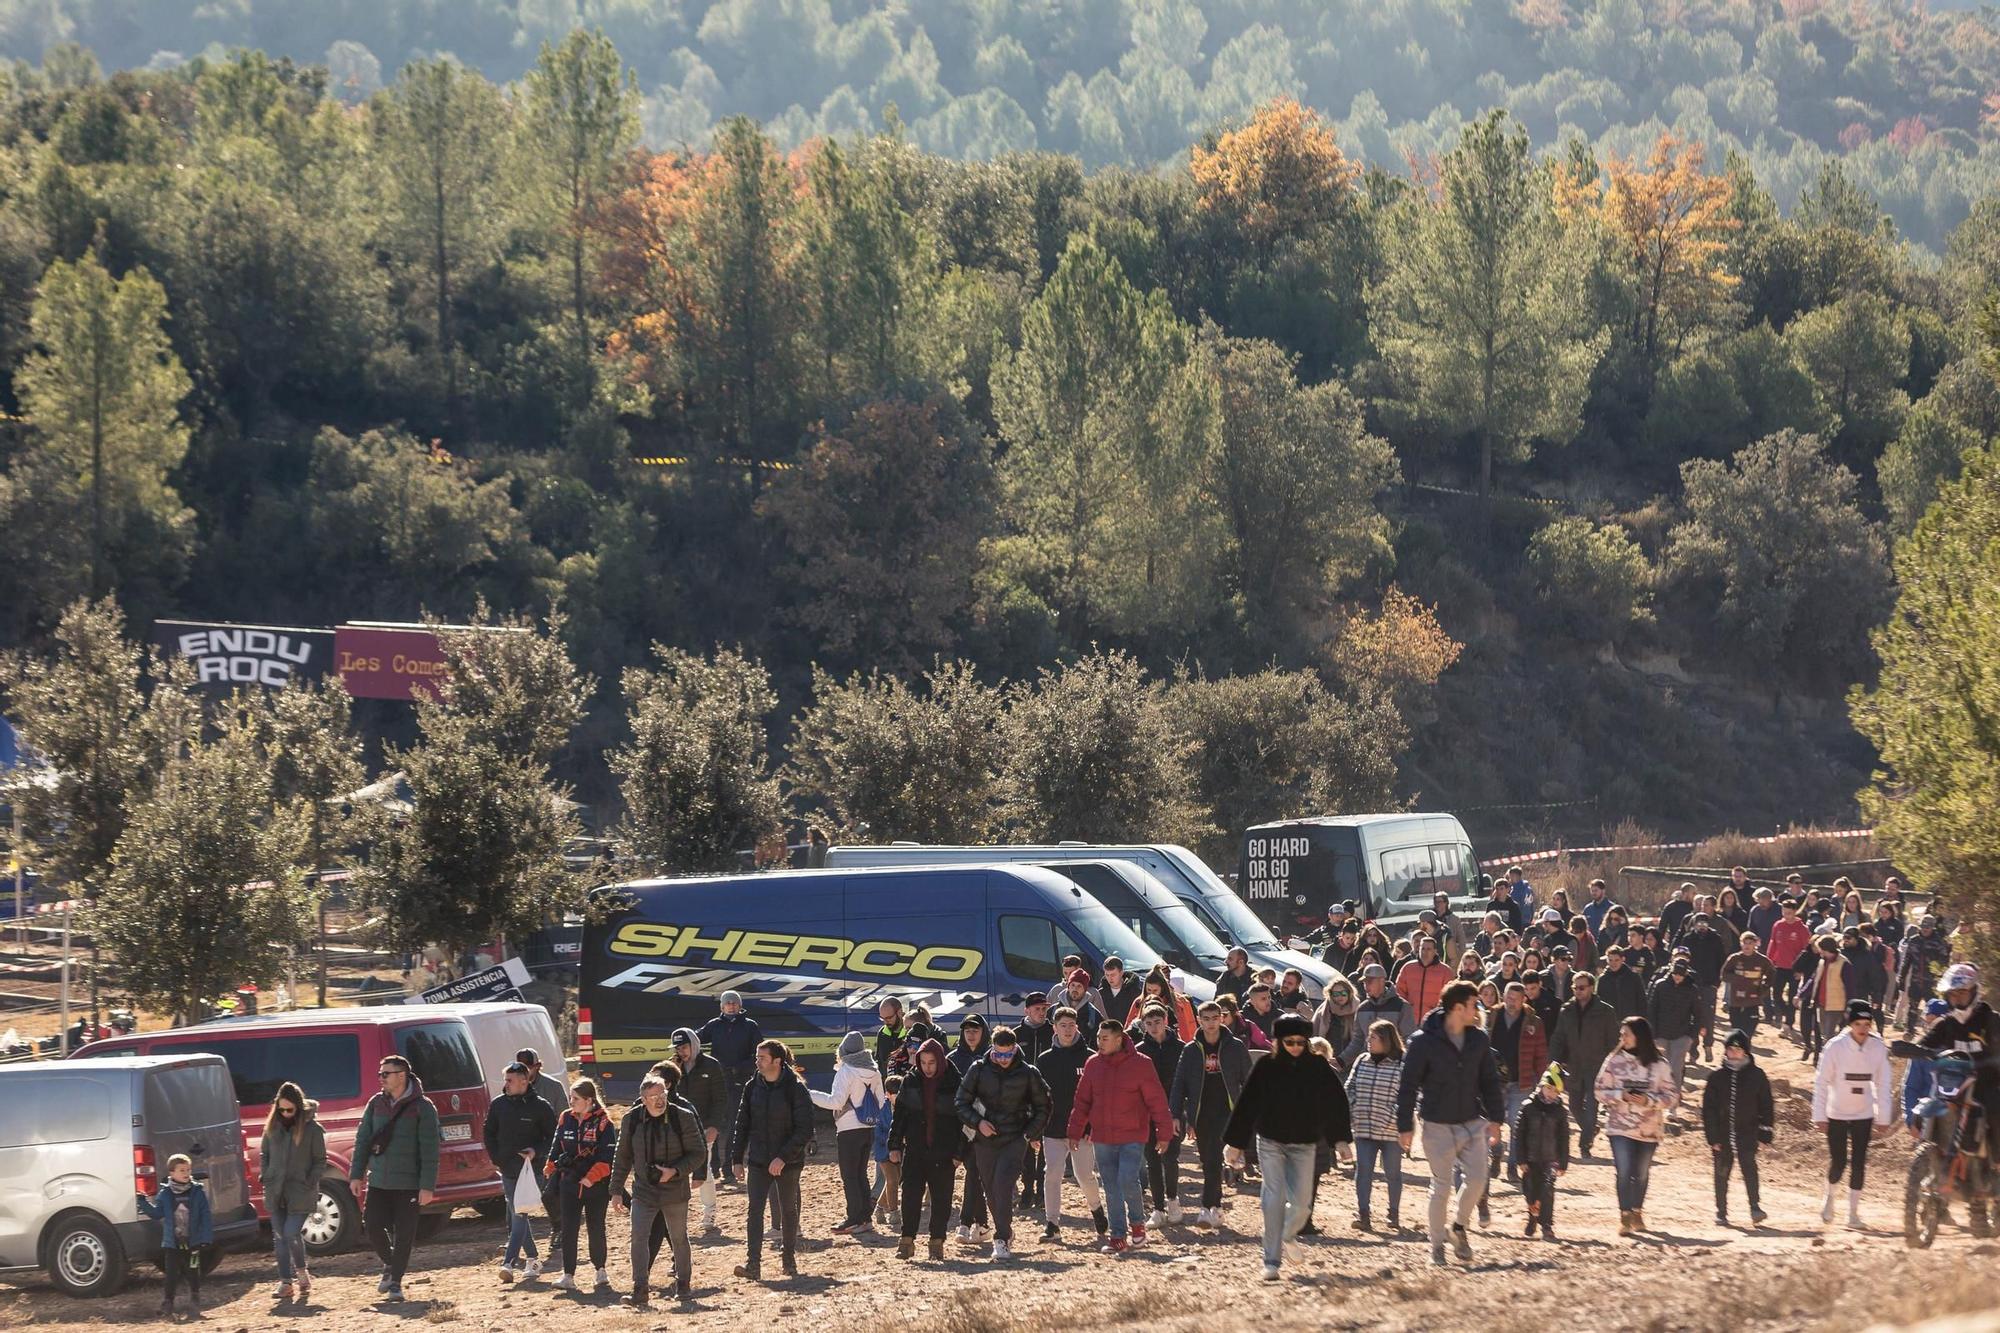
left=1478, top=829, right=1874, bottom=870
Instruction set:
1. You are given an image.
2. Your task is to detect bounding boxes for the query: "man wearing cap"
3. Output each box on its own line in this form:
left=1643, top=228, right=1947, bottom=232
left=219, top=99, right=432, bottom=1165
left=698, top=992, right=762, bottom=1187
left=668, top=1030, right=727, bottom=1230
left=1647, top=954, right=1709, bottom=1097
left=1057, top=968, right=1103, bottom=1033
left=514, top=1048, right=568, bottom=1121
left=1549, top=970, right=1618, bottom=1157
left=1305, top=903, right=1351, bottom=950
left=1344, top=963, right=1413, bottom=1064
left=1812, top=999, right=1894, bottom=1227
left=1895, top=913, right=1955, bottom=1036
left=1703, top=1029, right=1773, bottom=1226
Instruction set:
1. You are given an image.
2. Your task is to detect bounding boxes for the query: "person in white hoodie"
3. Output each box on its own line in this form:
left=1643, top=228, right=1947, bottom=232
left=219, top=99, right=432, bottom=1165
left=1811, top=998, right=1895, bottom=1228
left=812, top=1031, right=887, bottom=1235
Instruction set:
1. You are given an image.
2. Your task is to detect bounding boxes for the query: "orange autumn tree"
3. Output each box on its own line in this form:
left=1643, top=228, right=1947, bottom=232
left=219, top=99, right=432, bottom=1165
left=1599, top=133, right=1739, bottom=392
left=1191, top=98, right=1360, bottom=262
left=599, top=149, right=724, bottom=394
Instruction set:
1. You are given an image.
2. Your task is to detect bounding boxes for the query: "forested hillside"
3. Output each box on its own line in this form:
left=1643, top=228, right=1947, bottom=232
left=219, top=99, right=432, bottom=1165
left=3, top=17, right=1993, bottom=849
left=6, top=1, right=2000, bottom=250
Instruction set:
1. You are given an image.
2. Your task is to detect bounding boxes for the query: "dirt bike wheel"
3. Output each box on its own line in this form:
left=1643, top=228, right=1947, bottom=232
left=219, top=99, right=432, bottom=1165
left=1906, top=1143, right=1943, bottom=1249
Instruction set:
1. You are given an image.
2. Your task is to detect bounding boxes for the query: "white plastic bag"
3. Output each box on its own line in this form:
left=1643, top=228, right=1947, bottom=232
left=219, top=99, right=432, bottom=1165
left=511, top=1165, right=545, bottom=1217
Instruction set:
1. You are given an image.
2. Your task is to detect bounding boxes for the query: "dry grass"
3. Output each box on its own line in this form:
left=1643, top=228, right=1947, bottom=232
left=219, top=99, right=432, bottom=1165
left=423, top=1299, right=461, bottom=1323
left=1686, top=825, right=1880, bottom=875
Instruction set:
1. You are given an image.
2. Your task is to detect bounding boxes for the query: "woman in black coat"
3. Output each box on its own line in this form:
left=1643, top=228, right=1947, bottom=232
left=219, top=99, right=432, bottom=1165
left=1222, top=1015, right=1353, bottom=1281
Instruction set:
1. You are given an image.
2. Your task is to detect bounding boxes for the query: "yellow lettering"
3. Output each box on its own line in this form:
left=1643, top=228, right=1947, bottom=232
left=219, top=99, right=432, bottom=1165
left=911, top=946, right=981, bottom=981
left=733, top=931, right=792, bottom=966
left=670, top=927, right=742, bottom=962
left=784, top=935, right=850, bottom=971
left=609, top=923, right=678, bottom=957
left=849, top=941, right=915, bottom=975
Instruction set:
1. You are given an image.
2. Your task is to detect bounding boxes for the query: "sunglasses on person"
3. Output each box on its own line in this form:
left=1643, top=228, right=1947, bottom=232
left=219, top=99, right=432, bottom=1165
left=989, top=1047, right=1018, bottom=1062
left=1279, top=1037, right=1309, bottom=1050
left=277, top=1103, right=299, bottom=1118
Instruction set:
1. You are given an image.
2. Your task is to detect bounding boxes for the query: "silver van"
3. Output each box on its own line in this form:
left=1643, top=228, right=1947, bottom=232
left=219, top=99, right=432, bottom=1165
left=826, top=842, right=1334, bottom=998
left=0, top=1054, right=258, bottom=1296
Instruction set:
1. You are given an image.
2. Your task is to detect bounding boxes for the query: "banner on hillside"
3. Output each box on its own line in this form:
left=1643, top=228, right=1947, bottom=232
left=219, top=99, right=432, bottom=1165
left=335, top=623, right=449, bottom=701
left=151, top=620, right=336, bottom=692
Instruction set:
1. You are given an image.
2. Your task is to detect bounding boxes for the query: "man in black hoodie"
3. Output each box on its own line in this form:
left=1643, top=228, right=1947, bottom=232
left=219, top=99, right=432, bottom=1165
left=954, top=1025, right=1050, bottom=1260
left=887, top=1038, right=962, bottom=1261
left=1172, top=1000, right=1251, bottom=1228
left=947, top=1015, right=991, bottom=1240
left=699, top=992, right=762, bottom=1186
left=484, top=1061, right=556, bottom=1281
left=1702, top=1029, right=1774, bottom=1226
left=1033, top=1005, right=1106, bottom=1243
left=1131, top=1004, right=1186, bottom=1227
left=1396, top=980, right=1504, bottom=1267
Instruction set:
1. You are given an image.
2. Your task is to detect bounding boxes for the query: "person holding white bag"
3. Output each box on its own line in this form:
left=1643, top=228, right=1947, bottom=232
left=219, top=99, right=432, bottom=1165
left=484, top=1060, right=557, bottom=1282
left=812, top=1031, right=887, bottom=1235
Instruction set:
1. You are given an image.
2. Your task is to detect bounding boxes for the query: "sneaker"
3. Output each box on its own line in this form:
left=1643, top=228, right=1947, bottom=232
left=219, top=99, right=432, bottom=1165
left=886, top=1209, right=902, bottom=1230
left=1431, top=1243, right=1447, bottom=1266
left=832, top=1219, right=859, bottom=1235
left=956, top=1224, right=973, bottom=1243
left=1523, top=1216, right=1537, bottom=1236
left=1091, top=1207, right=1108, bottom=1237
left=1262, top=1263, right=1280, bottom=1281
left=498, top=1267, right=515, bottom=1284
left=378, top=1271, right=394, bottom=1294
left=1128, top=1224, right=1147, bottom=1247
left=1167, top=1201, right=1183, bottom=1224
left=1716, top=1211, right=1729, bottom=1226
left=1451, top=1224, right=1473, bottom=1262
left=1146, top=1208, right=1167, bottom=1229
left=1387, top=1214, right=1401, bottom=1232
left=1041, top=1222, right=1060, bottom=1243
left=1296, top=1221, right=1320, bottom=1237
left=276, top=1280, right=296, bottom=1299
left=780, top=1257, right=798, bottom=1278
left=849, top=1221, right=875, bottom=1236
left=594, top=1267, right=610, bottom=1289
left=1476, top=1200, right=1490, bottom=1228
left=970, top=1224, right=991, bottom=1244
left=385, top=1285, right=404, bottom=1303
left=1750, top=1207, right=1769, bottom=1225
left=298, top=1270, right=312, bottom=1299
left=550, top=1273, right=575, bottom=1291
left=675, top=1279, right=691, bottom=1302
left=991, top=1240, right=1012, bottom=1261
left=701, top=1209, right=718, bottom=1231
left=1541, top=1225, right=1556, bottom=1242
left=521, top=1259, right=543, bottom=1281
left=1354, top=1215, right=1372, bottom=1232
left=1101, top=1237, right=1129, bottom=1255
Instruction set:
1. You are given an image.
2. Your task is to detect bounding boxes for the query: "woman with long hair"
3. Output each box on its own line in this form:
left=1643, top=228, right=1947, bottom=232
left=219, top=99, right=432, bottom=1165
left=1594, top=1017, right=1679, bottom=1234
left=547, top=1079, right=618, bottom=1290
left=1343, top=1020, right=1406, bottom=1232
left=260, top=1081, right=326, bottom=1302
left=1126, top=964, right=1196, bottom=1040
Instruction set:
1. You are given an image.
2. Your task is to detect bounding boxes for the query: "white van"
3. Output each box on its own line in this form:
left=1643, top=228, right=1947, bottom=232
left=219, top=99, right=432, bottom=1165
left=0, top=1054, right=259, bottom=1296
left=826, top=843, right=1334, bottom=998
left=451, top=1001, right=568, bottom=1095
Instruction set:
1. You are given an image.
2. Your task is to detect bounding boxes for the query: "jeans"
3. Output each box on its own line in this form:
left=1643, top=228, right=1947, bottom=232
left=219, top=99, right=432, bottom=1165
left=1420, top=1120, right=1490, bottom=1243
left=744, top=1162, right=801, bottom=1270
left=1771, top=970, right=1798, bottom=1025
left=1610, top=1135, right=1657, bottom=1211
left=1571, top=1079, right=1600, bottom=1151
left=630, top=1190, right=688, bottom=1295
left=362, top=1185, right=420, bottom=1283
left=1144, top=1138, right=1182, bottom=1211
left=558, top=1185, right=608, bottom=1275
left=1713, top=1136, right=1760, bottom=1213
left=500, top=1181, right=538, bottom=1269
left=1255, top=1137, right=1318, bottom=1267
left=1353, top=1137, right=1402, bottom=1222
left=836, top=1127, right=873, bottom=1226
left=1664, top=1036, right=1693, bottom=1092
left=900, top=1150, right=956, bottom=1240
left=1827, top=1118, right=1872, bottom=1188
left=1093, top=1141, right=1145, bottom=1240
left=1497, top=1085, right=1529, bottom=1173
left=972, top=1137, right=1028, bottom=1242
left=272, top=1204, right=309, bottom=1281
left=1041, top=1135, right=1101, bottom=1221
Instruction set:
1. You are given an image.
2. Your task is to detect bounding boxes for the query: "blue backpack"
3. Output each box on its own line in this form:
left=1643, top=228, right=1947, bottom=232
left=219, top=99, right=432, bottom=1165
left=853, top=1081, right=883, bottom=1128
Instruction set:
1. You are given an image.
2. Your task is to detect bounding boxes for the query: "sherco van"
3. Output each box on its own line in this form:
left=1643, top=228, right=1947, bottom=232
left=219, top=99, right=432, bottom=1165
left=826, top=844, right=1334, bottom=997
left=578, top=864, right=1166, bottom=1087
left=76, top=1006, right=503, bottom=1255
left=0, top=1055, right=259, bottom=1297
left=1239, top=814, right=1482, bottom=940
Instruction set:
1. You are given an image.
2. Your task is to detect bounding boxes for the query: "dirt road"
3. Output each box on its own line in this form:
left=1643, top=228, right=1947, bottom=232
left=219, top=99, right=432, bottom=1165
left=7, top=1030, right=1994, bottom=1332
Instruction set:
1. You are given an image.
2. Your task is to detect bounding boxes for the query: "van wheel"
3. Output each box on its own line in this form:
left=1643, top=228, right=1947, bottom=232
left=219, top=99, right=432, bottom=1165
left=302, top=1180, right=360, bottom=1256
left=44, top=1213, right=127, bottom=1297
left=414, top=1211, right=449, bottom=1242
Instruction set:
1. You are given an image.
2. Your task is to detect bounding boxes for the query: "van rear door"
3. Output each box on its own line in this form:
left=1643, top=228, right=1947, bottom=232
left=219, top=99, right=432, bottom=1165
left=394, top=1019, right=493, bottom=1189
left=844, top=870, right=992, bottom=1032
left=143, top=1059, right=248, bottom=1218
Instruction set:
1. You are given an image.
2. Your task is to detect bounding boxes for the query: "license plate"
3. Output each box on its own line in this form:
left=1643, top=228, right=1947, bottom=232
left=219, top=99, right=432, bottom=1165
left=442, top=1123, right=471, bottom=1142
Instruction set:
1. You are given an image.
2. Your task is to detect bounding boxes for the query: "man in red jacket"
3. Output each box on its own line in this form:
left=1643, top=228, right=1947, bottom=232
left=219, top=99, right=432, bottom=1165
left=1767, top=897, right=1812, bottom=1031
left=1067, top=1020, right=1171, bottom=1255
left=1397, top=936, right=1452, bottom=1017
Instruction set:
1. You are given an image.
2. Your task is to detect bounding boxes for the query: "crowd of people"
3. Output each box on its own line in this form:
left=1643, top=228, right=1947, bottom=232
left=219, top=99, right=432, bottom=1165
left=148, top=869, right=1988, bottom=1316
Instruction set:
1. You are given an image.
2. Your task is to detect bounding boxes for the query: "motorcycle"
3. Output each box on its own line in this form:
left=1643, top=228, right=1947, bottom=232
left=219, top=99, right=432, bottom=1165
left=1894, top=1043, right=1996, bottom=1247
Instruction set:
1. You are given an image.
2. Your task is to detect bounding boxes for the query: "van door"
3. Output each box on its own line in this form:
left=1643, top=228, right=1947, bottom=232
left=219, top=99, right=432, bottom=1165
left=0, top=1071, right=119, bottom=1269
left=992, top=912, right=1087, bottom=1009
left=143, top=1060, right=248, bottom=1218
left=845, top=871, right=991, bottom=1036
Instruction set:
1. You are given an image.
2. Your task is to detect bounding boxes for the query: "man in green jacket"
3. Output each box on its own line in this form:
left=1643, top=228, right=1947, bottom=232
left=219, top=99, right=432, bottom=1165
left=347, top=1054, right=441, bottom=1302
left=1548, top=972, right=1620, bottom=1158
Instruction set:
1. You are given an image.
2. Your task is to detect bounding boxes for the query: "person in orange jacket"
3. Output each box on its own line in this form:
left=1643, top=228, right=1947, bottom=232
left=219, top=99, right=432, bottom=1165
left=1396, top=935, right=1452, bottom=1017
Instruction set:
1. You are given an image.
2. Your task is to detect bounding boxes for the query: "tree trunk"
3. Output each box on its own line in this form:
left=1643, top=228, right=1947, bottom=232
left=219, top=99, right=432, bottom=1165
left=89, top=337, right=105, bottom=595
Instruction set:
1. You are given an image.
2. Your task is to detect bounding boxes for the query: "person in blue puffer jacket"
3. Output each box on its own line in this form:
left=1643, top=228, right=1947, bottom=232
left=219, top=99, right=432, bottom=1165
left=137, top=1153, right=214, bottom=1318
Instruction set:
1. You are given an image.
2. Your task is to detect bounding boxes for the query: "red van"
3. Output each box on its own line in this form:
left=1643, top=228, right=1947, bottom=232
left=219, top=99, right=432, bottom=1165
left=73, top=1006, right=502, bottom=1255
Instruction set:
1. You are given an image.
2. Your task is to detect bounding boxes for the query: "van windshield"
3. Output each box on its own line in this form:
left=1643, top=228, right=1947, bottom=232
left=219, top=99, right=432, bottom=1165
left=1159, top=847, right=1282, bottom=948
left=1062, top=900, right=1163, bottom=973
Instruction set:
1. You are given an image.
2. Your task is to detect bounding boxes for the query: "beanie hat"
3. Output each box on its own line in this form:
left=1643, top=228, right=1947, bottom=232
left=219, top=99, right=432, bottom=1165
left=1723, top=1029, right=1751, bottom=1053
left=1845, top=999, right=1875, bottom=1023
left=721, top=990, right=744, bottom=1007
left=1271, top=1014, right=1313, bottom=1045
left=1066, top=968, right=1092, bottom=988
left=1539, top=1064, right=1565, bottom=1093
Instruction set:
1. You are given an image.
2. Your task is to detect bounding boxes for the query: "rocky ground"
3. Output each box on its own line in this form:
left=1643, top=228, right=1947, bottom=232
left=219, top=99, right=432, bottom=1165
left=6, top=1028, right=1995, bottom=1332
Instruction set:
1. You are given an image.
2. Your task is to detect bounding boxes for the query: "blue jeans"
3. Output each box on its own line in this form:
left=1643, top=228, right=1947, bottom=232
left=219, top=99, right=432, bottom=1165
left=1353, top=1137, right=1402, bottom=1221
left=271, top=1205, right=308, bottom=1281
left=503, top=1182, right=539, bottom=1268
left=1610, top=1136, right=1657, bottom=1211
left=1093, top=1141, right=1145, bottom=1239
left=1256, top=1137, right=1318, bottom=1267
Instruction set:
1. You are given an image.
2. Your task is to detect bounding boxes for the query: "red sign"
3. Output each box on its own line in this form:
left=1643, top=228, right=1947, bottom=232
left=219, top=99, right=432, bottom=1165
left=334, top=625, right=448, bottom=701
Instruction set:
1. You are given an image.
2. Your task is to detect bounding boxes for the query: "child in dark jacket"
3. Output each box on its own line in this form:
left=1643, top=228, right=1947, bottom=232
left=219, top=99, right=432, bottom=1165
left=137, top=1152, right=214, bottom=1317
left=1511, top=1065, right=1571, bottom=1240
left=1701, top=1029, right=1775, bottom=1225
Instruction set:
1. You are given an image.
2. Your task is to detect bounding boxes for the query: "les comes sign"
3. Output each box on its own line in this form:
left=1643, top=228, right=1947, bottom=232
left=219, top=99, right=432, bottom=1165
left=151, top=620, right=336, bottom=692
